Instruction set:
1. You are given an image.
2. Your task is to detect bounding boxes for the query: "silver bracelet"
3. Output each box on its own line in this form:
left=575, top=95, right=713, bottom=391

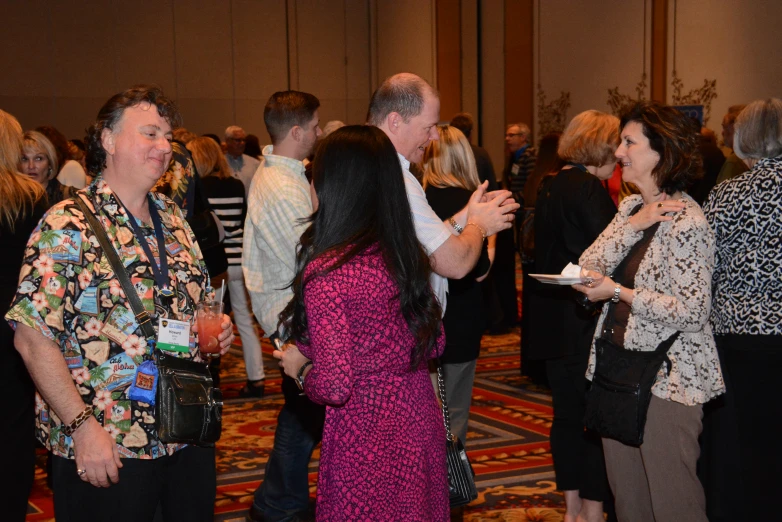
left=448, top=217, right=463, bottom=234
left=611, top=283, right=622, bottom=303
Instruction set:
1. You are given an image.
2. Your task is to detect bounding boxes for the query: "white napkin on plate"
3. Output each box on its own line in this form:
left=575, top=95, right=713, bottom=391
left=561, top=262, right=581, bottom=278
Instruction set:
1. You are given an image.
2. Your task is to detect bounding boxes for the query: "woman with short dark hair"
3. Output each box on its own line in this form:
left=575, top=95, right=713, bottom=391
left=701, top=98, right=782, bottom=522
left=275, top=125, right=449, bottom=521
left=573, top=102, right=724, bottom=521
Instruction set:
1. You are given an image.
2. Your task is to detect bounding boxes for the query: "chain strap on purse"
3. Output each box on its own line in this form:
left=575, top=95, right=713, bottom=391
left=437, top=363, right=478, bottom=507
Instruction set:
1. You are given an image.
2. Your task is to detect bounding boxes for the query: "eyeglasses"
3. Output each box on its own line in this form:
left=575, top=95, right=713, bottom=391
left=505, top=133, right=524, bottom=138
left=227, top=137, right=246, bottom=143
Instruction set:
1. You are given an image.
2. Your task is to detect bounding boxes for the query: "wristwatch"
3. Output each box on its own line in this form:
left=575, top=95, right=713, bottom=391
left=295, top=361, right=313, bottom=391
left=611, top=283, right=622, bottom=303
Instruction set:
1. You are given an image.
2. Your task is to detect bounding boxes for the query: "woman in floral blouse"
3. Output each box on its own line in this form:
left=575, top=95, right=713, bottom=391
left=573, top=102, right=724, bottom=522
left=6, top=85, right=235, bottom=522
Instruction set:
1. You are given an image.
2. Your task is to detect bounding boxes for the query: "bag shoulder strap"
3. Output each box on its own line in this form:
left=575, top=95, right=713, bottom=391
left=74, top=195, right=156, bottom=342
left=436, top=362, right=456, bottom=442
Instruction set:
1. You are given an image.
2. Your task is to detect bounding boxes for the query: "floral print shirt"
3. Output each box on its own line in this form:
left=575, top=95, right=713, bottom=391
left=5, top=177, right=210, bottom=459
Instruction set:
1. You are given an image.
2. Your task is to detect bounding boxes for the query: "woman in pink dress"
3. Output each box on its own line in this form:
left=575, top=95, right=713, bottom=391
left=276, top=125, right=449, bottom=521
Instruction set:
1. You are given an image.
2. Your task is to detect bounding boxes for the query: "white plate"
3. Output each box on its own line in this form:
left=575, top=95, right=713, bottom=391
left=528, top=274, right=582, bottom=285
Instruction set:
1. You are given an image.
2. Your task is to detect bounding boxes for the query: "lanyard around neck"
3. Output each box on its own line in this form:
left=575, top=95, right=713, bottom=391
left=117, top=195, right=174, bottom=298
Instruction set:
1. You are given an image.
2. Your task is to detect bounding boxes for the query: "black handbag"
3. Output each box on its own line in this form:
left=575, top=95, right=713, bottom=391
left=437, top=364, right=478, bottom=507
left=584, top=331, right=679, bottom=446
left=74, top=195, right=222, bottom=446
left=155, top=350, right=222, bottom=445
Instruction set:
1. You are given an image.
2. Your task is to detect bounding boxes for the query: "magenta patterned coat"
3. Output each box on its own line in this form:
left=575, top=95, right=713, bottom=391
left=298, top=246, right=449, bottom=521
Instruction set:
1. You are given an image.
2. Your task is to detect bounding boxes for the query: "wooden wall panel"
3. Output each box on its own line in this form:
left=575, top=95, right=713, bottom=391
left=345, top=0, right=372, bottom=125
left=504, top=0, right=534, bottom=132
left=374, top=0, right=436, bottom=87
left=480, top=0, right=506, bottom=172
left=110, top=0, right=177, bottom=95
left=295, top=0, right=348, bottom=125
left=459, top=0, right=479, bottom=141
left=651, top=0, right=667, bottom=103
left=436, top=0, right=462, bottom=121
left=231, top=0, right=289, bottom=101
left=0, top=0, right=55, bottom=98
left=173, top=0, right=233, bottom=100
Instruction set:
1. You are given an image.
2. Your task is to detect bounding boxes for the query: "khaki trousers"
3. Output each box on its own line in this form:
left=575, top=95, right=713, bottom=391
left=602, top=396, right=706, bottom=522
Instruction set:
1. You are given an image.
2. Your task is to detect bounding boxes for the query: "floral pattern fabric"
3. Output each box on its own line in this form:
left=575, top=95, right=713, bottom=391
left=579, top=194, right=725, bottom=406
left=5, top=177, right=209, bottom=459
left=154, top=141, right=194, bottom=214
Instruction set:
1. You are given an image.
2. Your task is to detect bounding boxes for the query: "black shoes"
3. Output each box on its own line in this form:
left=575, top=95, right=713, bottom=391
left=238, top=379, right=265, bottom=399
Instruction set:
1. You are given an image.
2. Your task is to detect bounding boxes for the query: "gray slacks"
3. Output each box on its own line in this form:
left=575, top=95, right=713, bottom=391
left=440, top=359, right=478, bottom=444
left=602, top=395, right=706, bottom=522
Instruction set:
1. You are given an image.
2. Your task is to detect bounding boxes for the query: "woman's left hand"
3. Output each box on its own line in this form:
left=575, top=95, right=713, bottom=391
left=217, top=314, right=235, bottom=356
left=273, top=343, right=310, bottom=380
left=573, top=276, right=617, bottom=302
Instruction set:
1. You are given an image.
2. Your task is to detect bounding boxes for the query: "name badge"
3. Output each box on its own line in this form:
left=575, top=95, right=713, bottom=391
left=156, top=317, right=191, bottom=353
left=511, top=164, right=520, bottom=175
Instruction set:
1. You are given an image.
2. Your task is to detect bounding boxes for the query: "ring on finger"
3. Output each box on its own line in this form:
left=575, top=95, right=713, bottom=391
left=658, top=202, right=663, bottom=208
left=77, top=468, right=87, bottom=476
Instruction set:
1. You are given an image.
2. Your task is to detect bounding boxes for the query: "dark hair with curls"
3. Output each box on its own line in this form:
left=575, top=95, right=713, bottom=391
left=619, top=101, right=702, bottom=195
left=279, top=125, right=442, bottom=370
left=85, top=85, right=182, bottom=175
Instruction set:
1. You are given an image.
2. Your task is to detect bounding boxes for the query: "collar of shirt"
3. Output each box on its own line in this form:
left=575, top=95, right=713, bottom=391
left=262, top=144, right=306, bottom=178
left=89, top=176, right=167, bottom=227
left=512, top=145, right=529, bottom=163
left=227, top=154, right=244, bottom=172
left=397, top=152, right=411, bottom=172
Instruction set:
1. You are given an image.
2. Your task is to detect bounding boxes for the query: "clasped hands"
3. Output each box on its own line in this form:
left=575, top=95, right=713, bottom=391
left=273, top=342, right=310, bottom=380
left=467, top=181, right=519, bottom=236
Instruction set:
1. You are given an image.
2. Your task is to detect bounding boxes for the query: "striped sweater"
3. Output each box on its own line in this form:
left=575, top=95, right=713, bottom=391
left=201, top=176, right=247, bottom=266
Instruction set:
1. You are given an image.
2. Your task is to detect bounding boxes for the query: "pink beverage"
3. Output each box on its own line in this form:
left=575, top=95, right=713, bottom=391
left=196, top=301, right=224, bottom=355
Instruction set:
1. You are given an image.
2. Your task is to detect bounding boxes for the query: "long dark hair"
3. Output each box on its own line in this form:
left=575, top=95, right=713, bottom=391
left=279, top=125, right=442, bottom=369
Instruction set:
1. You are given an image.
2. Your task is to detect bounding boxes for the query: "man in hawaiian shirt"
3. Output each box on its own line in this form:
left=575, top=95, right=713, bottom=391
left=7, top=85, right=235, bottom=521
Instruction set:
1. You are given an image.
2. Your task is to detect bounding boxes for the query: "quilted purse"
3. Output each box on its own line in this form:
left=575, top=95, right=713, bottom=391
left=437, top=364, right=478, bottom=507
left=584, top=331, right=679, bottom=446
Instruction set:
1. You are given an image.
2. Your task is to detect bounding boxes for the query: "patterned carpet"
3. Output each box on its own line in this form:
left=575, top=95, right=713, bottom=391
left=25, top=325, right=567, bottom=521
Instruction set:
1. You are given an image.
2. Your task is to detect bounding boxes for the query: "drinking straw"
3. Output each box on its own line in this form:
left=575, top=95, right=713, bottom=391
left=218, top=281, right=225, bottom=308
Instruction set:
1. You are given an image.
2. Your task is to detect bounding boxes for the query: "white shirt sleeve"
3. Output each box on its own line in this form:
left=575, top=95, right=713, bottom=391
left=402, top=170, right=451, bottom=255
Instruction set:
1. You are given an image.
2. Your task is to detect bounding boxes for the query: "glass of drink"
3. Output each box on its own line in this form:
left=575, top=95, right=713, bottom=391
left=196, top=300, right=224, bottom=363
left=576, top=260, right=606, bottom=310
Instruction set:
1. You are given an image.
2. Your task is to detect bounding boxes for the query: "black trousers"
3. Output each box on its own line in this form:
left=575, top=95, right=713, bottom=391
left=1, top=346, right=36, bottom=522
left=546, top=353, right=609, bottom=501
left=52, top=445, right=216, bottom=522
left=699, top=334, right=782, bottom=522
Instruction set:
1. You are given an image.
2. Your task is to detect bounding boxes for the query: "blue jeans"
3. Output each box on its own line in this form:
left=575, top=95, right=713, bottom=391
left=252, top=375, right=325, bottom=521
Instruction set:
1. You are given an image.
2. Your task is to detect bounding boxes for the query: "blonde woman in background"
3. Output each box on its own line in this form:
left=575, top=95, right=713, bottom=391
left=21, top=130, right=73, bottom=206
left=187, top=137, right=266, bottom=398
left=423, top=125, right=492, bottom=445
left=0, top=109, right=47, bottom=521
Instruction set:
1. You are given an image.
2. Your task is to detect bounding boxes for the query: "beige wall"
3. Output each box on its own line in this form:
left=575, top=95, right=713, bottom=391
left=0, top=0, right=435, bottom=144
left=533, top=0, right=651, bottom=139
left=668, top=0, right=782, bottom=135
